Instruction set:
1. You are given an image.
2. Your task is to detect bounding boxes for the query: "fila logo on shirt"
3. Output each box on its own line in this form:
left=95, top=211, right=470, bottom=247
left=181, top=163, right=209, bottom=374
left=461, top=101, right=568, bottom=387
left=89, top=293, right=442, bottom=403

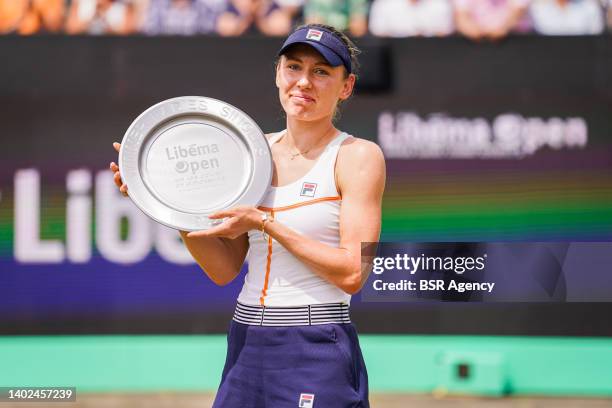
left=300, top=182, right=317, bottom=197
left=306, top=29, right=323, bottom=41
left=299, top=393, right=315, bottom=407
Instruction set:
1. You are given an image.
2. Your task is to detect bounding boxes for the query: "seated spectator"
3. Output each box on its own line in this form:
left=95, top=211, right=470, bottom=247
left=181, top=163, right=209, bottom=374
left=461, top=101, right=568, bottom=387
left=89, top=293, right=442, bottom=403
left=0, top=0, right=65, bottom=34
left=454, top=0, right=531, bottom=41
left=143, top=0, right=226, bottom=35
left=217, top=0, right=292, bottom=36
left=530, top=0, right=604, bottom=35
left=274, top=0, right=305, bottom=27
left=258, top=0, right=294, bottom=35
left=303, top=0, right=368, bottom=36
left=369, top=0, right=454, bottom=37
left=65, top=0, right=138, bottom=34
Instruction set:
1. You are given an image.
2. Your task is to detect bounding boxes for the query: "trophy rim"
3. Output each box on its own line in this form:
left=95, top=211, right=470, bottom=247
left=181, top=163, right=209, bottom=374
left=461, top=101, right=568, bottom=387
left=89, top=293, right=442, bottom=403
left=118, top=96, right=273, bottom=231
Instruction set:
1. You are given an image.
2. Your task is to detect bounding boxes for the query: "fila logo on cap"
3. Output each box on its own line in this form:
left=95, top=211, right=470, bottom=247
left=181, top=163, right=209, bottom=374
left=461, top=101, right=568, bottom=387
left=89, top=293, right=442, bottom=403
left=298, top=393, right=315, bottom=407
left=300, top=182, right=317, bottom=197
left=306, top=29, right=323, bottom=41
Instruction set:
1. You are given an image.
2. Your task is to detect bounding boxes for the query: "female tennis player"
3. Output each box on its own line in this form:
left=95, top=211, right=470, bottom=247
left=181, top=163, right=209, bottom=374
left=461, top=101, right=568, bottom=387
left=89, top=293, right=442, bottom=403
left=110, top=23, right=385, bottom=408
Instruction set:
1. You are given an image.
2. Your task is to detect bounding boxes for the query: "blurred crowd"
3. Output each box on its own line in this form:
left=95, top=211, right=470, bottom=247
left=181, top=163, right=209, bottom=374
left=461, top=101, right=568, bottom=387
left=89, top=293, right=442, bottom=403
left=0, top=0, right=610, bottom=38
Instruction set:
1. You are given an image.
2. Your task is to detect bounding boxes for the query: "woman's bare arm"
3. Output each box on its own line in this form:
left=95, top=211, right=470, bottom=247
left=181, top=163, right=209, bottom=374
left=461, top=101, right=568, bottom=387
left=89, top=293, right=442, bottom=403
left=179, top=232, right=249, bottom=286
left=260, top=137, right=385, bottom=294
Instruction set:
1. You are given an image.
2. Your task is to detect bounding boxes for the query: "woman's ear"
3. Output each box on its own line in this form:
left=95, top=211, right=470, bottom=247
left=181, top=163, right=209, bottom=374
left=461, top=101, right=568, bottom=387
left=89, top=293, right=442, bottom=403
left=339, top=73, right=356, bottom=101
left=275, top=59, right=281, bottom=88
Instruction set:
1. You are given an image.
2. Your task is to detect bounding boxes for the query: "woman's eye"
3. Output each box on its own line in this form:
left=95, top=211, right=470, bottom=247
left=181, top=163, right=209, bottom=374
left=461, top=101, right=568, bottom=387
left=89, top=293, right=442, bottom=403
left=315, top=69, right=329, bottom=76
left=288, top=64, right=300, bottom=71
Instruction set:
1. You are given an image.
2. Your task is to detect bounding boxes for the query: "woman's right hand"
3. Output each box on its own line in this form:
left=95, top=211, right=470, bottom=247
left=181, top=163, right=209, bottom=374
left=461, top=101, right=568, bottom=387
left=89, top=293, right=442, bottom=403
left=109, top=142, right=128, bottom=197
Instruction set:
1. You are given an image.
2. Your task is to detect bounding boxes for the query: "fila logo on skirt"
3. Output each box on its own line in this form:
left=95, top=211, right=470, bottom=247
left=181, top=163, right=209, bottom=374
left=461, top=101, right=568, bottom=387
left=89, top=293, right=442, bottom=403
left=298, top=393, right=315, bottom=407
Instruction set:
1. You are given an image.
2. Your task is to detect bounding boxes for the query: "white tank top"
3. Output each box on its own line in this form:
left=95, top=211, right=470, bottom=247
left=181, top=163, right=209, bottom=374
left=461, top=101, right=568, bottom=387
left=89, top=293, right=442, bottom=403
left=237, top=130, right=353, bottom=307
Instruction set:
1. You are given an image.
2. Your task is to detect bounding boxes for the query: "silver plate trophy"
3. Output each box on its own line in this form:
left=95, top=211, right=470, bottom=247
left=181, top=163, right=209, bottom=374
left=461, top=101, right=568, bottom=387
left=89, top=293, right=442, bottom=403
left=119, top=96, right=273, bottom=231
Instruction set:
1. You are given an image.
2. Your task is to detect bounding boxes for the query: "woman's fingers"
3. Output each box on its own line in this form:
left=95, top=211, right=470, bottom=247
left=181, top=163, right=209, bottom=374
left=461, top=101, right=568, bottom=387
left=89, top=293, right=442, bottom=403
left=187, top=224, right=225, bottom=239
left=113, top=170, right=123, bottom=187
left=186, top=230, right=211, bottom=239
left=208, top=210, right=234, bottom=219
left=113, top=170, right=128, bottom=196
left=111, top=144, right=128, bottom=197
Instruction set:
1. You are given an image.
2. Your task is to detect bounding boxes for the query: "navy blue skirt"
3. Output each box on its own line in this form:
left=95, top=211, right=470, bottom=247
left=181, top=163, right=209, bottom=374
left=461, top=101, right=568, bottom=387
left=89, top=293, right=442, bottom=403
left=212, top=321, right=370, bottom=408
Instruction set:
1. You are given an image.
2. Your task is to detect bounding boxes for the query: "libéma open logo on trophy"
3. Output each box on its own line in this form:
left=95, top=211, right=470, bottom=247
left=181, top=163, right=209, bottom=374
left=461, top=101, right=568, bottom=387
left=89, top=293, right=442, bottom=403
left=166, top=142, right=221, bottom=175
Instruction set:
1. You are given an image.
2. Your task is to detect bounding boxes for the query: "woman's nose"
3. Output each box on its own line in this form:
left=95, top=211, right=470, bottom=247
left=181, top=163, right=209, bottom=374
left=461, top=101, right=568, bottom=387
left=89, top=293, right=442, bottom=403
left=296, top=73, right=312, bottom=89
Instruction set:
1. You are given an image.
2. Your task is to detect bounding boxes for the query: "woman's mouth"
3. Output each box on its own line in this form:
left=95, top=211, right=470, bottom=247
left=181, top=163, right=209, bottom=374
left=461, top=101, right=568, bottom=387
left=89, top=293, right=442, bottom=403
left=291, top=94, right=315, bottom=103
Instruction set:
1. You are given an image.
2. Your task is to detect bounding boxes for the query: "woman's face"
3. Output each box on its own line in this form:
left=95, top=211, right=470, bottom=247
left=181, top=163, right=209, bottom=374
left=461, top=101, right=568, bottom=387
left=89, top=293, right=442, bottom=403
left=276, top=44, right=355, bottom=122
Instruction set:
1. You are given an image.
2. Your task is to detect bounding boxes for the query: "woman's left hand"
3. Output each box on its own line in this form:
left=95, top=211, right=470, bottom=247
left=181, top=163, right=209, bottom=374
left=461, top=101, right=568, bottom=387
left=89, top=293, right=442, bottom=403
left=186, top=205, right=263, bottom=239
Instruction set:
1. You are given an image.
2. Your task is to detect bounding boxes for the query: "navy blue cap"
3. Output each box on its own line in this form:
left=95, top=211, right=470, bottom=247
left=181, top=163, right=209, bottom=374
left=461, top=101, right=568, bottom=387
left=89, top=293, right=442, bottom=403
left=277, top=27, right=352, bottom=74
